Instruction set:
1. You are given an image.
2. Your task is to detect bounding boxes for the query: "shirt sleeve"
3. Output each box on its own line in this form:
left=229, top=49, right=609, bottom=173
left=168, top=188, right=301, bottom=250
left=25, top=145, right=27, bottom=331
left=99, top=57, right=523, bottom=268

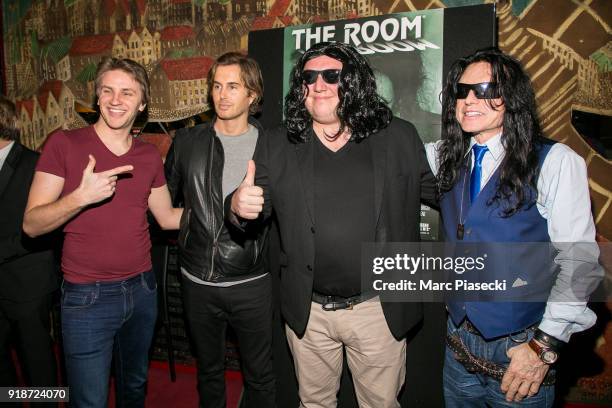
left=35, top=130, right=68, bottom=178
left=151, top=148, right=166, bottom=189
left=425, top=140, right=442, bottom=177
left=536, top=143, right=602, bottom=342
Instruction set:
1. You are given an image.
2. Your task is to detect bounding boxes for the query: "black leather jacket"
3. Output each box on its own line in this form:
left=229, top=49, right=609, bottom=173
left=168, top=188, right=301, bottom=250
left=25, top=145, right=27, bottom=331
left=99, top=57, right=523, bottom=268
left=164, top=117, right=269, bottom=283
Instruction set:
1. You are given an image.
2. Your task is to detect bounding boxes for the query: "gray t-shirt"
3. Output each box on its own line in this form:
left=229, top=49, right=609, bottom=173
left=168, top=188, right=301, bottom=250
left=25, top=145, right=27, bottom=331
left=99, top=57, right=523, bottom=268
left=217, top=124, right=258, bottom=199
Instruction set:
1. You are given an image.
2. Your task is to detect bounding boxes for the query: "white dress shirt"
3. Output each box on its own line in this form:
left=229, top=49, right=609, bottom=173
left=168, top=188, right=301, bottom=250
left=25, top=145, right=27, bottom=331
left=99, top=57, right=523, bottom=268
left=426, top=135, right=599, bottom=342
left=0, top=140, right=15, bottom=171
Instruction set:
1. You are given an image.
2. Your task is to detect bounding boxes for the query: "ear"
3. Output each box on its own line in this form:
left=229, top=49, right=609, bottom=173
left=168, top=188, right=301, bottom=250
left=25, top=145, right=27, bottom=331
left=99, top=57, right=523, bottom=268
left=491, top=99, right=504, bottom=110
left=139, top=103, right=146, bottom=112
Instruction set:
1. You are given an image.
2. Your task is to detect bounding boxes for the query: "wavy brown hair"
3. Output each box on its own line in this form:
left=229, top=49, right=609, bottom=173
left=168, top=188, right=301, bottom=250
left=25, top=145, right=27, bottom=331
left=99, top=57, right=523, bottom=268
left=95, top=57, right=150, bottom=106
left=207, top=52, right=264, bottom=115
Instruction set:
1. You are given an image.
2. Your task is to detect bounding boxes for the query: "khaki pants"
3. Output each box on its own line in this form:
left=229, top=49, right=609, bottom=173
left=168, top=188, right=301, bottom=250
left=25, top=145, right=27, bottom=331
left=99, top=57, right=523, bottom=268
left=286, top=298, right=406, bottom=408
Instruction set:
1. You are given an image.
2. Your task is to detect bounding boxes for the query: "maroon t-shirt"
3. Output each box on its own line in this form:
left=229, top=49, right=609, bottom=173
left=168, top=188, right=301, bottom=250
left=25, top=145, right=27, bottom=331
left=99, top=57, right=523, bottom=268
left=36, top=126, right=166, bottom=283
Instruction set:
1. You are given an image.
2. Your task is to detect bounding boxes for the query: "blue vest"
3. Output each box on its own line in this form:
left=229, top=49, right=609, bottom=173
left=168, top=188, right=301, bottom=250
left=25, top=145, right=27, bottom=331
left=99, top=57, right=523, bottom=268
left=441, top=141, right=555, bottom=339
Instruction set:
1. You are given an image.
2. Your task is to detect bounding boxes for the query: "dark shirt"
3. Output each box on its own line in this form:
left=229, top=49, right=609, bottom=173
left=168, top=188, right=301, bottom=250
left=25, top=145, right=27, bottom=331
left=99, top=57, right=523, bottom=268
left=313, top=135, right=375, bottom=297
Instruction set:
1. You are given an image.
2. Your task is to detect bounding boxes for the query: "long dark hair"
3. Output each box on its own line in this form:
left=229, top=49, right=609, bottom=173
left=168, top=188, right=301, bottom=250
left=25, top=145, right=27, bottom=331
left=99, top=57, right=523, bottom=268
left=284, top=41, right=392, bottom=143
left=437, top=48, right=543, bottom=217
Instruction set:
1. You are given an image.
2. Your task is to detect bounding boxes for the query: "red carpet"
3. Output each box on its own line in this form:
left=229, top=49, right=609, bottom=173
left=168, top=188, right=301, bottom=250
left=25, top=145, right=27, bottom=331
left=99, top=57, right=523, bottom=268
left=108, top=361, right=243, bottom=407
left=12, top=350, right=607, bottom=407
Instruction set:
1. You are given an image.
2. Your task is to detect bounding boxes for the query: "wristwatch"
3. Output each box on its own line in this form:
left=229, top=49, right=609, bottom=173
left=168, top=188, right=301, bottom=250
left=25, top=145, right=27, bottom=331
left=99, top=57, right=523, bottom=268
left=528, top=329, right=563, bottom=364
left=528, top=338, right=558, bottom=364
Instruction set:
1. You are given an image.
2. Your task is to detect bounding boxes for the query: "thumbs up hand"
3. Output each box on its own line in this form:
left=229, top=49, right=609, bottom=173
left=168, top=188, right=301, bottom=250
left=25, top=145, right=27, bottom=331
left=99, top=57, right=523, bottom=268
left=243, top=159, right=256, bottom=187
left=231, top=160, right=264, bottom=219
left=76, top=154, right=133, bottom=206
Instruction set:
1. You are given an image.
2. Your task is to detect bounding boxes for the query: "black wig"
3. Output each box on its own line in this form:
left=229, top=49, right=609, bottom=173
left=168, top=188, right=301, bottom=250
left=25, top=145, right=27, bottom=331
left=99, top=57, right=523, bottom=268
left=284, top=41, right=392, bottom=143
left=437, top=48, right=545, bottom=217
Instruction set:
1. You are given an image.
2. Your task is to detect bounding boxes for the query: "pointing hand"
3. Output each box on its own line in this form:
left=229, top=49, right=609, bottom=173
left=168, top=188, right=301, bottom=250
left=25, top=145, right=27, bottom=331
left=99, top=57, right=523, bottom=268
left=77, top=154, right=133, bottom=206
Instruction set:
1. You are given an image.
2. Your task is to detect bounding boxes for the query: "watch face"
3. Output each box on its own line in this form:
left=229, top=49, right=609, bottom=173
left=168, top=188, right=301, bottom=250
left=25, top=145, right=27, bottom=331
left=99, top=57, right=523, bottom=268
left=542, top=350, right=558, bottom=364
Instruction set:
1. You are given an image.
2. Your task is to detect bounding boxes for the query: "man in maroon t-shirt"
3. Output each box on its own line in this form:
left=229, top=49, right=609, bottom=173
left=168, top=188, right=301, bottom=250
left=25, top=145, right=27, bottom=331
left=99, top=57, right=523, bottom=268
left=23, top=58, right=182, bottom=408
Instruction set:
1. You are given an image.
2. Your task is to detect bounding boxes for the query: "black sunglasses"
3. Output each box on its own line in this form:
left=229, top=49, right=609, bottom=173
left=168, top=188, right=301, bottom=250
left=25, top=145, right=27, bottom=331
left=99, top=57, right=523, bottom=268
left=302, top=69, right=341, bottom=85
left=456, top=82, right=500, bottom=99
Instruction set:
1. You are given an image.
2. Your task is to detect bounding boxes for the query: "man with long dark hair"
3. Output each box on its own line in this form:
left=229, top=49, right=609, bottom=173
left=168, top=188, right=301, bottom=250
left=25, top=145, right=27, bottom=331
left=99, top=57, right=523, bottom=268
left=427, top=48, right=599, bottom=406
left=165, top=52, right=275, bottom=408
left=231, top=42, right=436, bottom=407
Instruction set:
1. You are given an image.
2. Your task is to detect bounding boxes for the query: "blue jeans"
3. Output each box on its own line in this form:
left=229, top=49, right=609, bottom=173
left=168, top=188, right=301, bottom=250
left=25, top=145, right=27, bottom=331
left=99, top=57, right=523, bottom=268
left=444, top=317, right=554, bottom=408
left=61, top=270, right=157, bottom=408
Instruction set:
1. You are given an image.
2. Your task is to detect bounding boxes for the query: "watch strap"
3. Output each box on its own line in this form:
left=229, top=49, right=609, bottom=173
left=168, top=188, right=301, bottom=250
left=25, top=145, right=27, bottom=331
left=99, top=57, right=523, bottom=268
left=533, top=329, right=564, bottom=352
left=528, top=338, right=558, bottom=364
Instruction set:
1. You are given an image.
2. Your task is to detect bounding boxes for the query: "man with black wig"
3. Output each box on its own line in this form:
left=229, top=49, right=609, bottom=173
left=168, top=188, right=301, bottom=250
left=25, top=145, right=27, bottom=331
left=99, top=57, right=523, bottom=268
left=426, top=48, right=600, bottom=406
left=230, top=41, right=436, bottom=407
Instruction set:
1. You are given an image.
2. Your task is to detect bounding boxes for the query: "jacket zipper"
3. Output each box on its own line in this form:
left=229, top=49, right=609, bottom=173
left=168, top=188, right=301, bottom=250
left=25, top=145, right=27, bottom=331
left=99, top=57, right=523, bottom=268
left=207, top=135, right=224, bottom=281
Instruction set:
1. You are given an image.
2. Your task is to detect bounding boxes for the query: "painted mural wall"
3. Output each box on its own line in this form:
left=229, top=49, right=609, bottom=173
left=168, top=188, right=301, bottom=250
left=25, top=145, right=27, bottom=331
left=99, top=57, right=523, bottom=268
left=3, top=0, right=609, bottom=239
left=2, top=0, right=611, bottom=402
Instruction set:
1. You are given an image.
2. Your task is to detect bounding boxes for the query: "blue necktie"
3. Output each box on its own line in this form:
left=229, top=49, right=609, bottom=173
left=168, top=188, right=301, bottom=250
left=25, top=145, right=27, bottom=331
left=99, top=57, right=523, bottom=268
left=470, top=144, right=489, bottom=203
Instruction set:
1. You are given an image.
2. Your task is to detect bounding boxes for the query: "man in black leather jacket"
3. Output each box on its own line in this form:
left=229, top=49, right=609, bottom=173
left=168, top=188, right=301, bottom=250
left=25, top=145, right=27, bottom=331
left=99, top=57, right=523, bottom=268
left=165, top=53, right=274, bottom=408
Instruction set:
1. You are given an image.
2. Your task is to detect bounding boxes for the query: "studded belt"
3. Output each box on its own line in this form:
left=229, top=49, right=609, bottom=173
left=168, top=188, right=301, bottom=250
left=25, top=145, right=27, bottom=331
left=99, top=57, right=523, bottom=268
left=446, top=333, right=555, bottom=385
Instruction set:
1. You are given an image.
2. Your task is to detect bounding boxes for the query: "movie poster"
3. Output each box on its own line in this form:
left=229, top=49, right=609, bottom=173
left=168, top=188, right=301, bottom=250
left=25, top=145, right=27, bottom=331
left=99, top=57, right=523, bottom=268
left=282, top=9, right=444, bottom=240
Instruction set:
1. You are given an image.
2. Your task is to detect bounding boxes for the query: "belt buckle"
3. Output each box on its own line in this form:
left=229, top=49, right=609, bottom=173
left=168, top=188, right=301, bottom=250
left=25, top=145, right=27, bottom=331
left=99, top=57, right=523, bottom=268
left=321, top=300, right=353, bottom=311
left=321, top=295, right=336, bottom=311
left=322, top=302, right=337, bottom=311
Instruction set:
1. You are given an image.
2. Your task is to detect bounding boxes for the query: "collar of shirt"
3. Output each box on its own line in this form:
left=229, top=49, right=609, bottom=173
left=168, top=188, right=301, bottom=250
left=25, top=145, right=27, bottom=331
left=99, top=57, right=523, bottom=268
left=0, top=140, right=15, bottom=171
left=468, top=132, right=504, bottom=163
left=467, top=133, right=505, bottom=188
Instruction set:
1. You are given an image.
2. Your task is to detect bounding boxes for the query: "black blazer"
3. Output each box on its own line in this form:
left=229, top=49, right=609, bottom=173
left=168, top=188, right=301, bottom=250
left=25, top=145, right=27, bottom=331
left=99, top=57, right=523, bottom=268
left=0, top=142, right=57, bottom=302
left=250, top=118, right=436, bottom=339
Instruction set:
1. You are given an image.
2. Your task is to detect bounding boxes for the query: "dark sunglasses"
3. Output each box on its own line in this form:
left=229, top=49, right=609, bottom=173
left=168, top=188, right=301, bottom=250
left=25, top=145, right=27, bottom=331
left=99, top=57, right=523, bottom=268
left=456, top=82, right=500, bottom=99
left=302, top=69, right=341, bottom=85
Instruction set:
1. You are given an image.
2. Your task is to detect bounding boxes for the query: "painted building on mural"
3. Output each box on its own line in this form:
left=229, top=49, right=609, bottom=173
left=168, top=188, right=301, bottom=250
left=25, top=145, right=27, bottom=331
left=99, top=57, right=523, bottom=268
left=2, top=1, right=609, bottom=244
left=160, top=25, right=196, bottom=56
left=16, top=80, right=77, bottom=150
left=114, top=27, right=163, bottom=65
left=198, top=17, right=252, bottom=57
